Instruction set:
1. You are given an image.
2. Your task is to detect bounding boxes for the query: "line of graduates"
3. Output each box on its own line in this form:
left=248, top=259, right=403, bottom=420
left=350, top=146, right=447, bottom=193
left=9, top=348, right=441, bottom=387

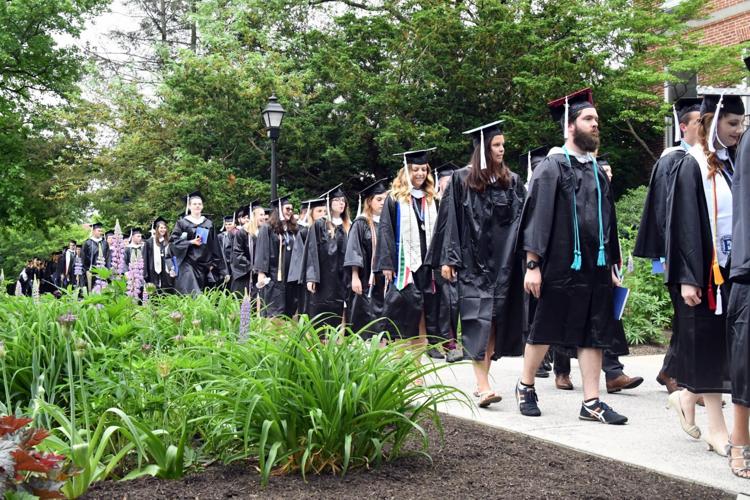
left=633, top=56, right=750, bottom=479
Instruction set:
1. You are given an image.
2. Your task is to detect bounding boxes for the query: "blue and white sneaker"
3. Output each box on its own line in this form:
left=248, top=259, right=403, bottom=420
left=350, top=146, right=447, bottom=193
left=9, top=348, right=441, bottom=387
left=579, top=399, right=628, bottom=425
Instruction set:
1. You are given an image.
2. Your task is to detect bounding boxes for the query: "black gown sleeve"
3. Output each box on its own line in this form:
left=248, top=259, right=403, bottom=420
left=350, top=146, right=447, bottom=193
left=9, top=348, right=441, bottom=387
left=253, top=226, right=271, bottom=274
left=207, top=224, right=226, bottom=278
left=374, top=195, right=397, bottom=272
left=633, top=153, right=681, bottom=259
left=731, top=133, right=750, bottom=281
left=519, top=157, right=560, bottom=260
left=231, top=229, right=252, bottom=280
left=304, top=220, right=322, bottom=284
left=142, top=238, right=153, bottom=282
left=344, top=219, right=367, bottom=270
left=286, top=231, right=306, bottom=283
left=665, top=156, right=708, bottom=288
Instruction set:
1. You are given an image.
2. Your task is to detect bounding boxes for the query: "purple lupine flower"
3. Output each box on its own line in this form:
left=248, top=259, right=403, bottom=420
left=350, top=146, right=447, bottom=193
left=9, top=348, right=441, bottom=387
left=142, top=285, right=150, bottom=304
left=110, top=220, right=127, bottom=276
left=57, top=312, right=77, bottom=328
left=14, top=281, right=22, bottom=297
left=239, top=293, right=252, bottom=343
left=126, top=256, right=145, bottom=301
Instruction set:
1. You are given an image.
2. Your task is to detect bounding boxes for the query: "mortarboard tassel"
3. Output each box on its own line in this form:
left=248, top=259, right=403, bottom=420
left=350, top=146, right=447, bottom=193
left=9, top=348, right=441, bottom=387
left=673, top=104, right=681, bottom=144
left=563, top=96, right=570, bottom=140
left=707, top=93, right=724, bottom=153
left=403, top=154, right=413, bottom=189
left=525, top=151, right=533, bottom=188
left=185, top=193, right=190, bottom=216
left=480, top=130, right=487, bottom=170
left=356, top=195, right=362, bottom=219
left=716, top=286, right=723, bottom=315
left=326, top=191, right=331, bottom=220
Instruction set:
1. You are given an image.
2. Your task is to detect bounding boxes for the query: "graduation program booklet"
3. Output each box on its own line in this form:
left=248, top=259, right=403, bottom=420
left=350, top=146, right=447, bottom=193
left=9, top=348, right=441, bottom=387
left=195, top=227, right=209, bottom=245
left=613, top=285, right=630, bottom=321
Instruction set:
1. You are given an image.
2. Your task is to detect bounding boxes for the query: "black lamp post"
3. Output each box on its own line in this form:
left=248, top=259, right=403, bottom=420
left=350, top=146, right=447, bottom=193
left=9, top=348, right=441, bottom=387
left=262, top=94, right=286, bottom=201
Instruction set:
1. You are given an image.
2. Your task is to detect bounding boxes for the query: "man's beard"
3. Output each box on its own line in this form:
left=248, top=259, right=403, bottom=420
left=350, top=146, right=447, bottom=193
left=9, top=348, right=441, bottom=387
left=573, top=128, right=600, bottom=152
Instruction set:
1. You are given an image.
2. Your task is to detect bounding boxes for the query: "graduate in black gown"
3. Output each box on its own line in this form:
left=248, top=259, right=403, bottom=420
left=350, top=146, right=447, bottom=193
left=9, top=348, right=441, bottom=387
left=305, top=185, right=351, bottom=329
left=428, top=121, right=526, bottom=407
left=124, top=228, right=145, bottom=269
left=429, top=161, right=464, bottom=363
left=287, top=198, right=327, bottom=316
left=374, top=148, right=440, bottom=366
left=665, top=93, right=744, bottom=454
left=727, top=57, right=750, bottom=478
left=57, top=240, right=78, bottom=288
left=230, top=204, right=258, bottom=294
left=633, top=98, right=702, bottom=392
left=169, top=191, right=225, bottom=295
left=82, top=222, right=110, bottom=290
left=516, top=89, right=627, bottom=424
left=217, top=214, right=238, bottom=290
left=143, top=217, right=174, bottom=292
left=345, top=179, right=389, bottom=339
left=254, top=196, right=299, bottom=317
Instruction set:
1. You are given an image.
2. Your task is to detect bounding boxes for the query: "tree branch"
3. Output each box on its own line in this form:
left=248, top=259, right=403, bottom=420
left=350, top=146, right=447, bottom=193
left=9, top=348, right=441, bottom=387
left=623, top=119, right=657, bottom=161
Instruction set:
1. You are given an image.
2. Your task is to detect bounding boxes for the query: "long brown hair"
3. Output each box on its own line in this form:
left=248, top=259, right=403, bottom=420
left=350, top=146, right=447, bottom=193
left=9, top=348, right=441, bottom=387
left=465, top=140, right=510, bottom=192
left=267, top=208, right=298, bottom=235
left=697, top=113, right=725, bottom=179
left=325, top=201, right=351, bottom=237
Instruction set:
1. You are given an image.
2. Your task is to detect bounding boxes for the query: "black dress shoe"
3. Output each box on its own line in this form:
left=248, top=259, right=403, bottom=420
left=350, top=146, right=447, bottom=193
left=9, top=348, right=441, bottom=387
left=427, top=347, right=445, bottom=359
left=535, top=367, right=550, bottom=378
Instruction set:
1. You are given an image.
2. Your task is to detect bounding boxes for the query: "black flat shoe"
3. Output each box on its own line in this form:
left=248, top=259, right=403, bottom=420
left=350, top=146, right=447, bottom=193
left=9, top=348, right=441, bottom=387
left=427, top=347, right=445, bottom=359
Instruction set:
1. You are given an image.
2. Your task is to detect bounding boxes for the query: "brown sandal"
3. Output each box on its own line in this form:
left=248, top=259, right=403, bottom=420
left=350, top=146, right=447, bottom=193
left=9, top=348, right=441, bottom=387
left=478, top=391, right=502, bottom=408
left=727, top=438, right=750, bottom=479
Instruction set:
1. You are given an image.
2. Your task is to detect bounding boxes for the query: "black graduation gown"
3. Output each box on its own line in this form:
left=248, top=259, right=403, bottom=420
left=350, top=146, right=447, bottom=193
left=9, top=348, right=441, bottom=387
left=217, top=230, right=236, bottom=289
left=230, top=227, right=256, bottom=294
left=304, top=219, right=348, bottom=327
left=518, top=150, right=620, bottom=350
left=427, top=167, right=526, bottom=361
left=57, top=250, right=77, bottom=287
left=665, top=153, right=731, bottom=394
left=287, top=225, right=310, bottom=315
left=344, top=217, right=386, bottom=338
left=253, top=224, right=298, bottom=317
left=374, top=194, right=439, bottom=339
left=82, top=238, right=110, bottom=271
left=729, top=133, right=750, bottom=405
left=124, top=245, right=144, bottom=270
left=142, top=236, right=174, bottom=291
left=169, top=216, right=224, bottom=295
left=634, top=147, right=687, bottom=260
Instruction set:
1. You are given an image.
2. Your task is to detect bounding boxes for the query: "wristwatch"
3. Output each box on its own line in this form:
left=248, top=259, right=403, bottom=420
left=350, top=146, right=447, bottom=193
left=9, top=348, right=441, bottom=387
left=526, top=260, right=540, bottom=270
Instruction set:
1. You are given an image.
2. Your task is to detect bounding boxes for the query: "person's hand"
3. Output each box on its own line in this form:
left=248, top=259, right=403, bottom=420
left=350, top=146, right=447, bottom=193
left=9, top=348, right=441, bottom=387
left=190, top=237, right=202, bottom=246
left=223, top=274, right=231, bottom=284
left=256, top=272, right=268, bottom=289
left=352, top=275, right=363, bottom=295
left=441, top=265, right=456, bottom=281
left=681, top=284, right=702, bottom=307
left=382, top=270, right=393, bottom=283
left=611, top=268, right=622, bottom=287
left=169, top=270, right=177, bottom=278
left=307, top=281, right=317, bottom=294
left=524, top=268, right=542, bottom=299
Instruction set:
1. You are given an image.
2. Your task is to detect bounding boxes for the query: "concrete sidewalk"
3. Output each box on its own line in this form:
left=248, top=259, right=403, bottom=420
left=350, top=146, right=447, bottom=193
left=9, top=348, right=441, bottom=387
left=427, top=354, right=750, bottom=495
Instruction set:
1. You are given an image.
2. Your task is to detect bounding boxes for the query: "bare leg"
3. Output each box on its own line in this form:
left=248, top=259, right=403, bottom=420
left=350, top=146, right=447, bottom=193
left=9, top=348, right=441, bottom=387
left=521, top=344, right=549, bottom=386
left=703, top=393, right=729, bottom=447
left=730, top=404, right=750, bottom=478
left=473, top=329, right=496, bottom=393
left=578, top=347, right=602, bottom=401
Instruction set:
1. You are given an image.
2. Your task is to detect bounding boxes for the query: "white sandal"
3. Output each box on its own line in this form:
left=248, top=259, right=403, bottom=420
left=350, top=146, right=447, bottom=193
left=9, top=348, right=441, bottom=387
left=667, top=390, right=701, bottom=439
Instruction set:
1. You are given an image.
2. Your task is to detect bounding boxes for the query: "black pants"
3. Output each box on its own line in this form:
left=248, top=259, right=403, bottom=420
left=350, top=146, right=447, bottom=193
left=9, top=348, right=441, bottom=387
left=553, top=351, right=624, bottom=380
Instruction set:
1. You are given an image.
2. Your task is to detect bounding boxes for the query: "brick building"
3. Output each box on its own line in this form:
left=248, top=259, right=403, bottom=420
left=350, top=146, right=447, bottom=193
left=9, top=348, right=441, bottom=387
left=662, top=0, right=750, bottom=147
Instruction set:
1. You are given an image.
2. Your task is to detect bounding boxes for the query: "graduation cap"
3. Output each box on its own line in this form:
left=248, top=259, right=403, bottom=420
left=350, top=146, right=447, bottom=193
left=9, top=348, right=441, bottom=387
left=701, top=93, right=747, bottom=153
left=393, top=148, right=436, bottom=189
left=104, top=230, right=114, bottom=238
left=151, top=216, right=167, bottom=232
left=251, top=200, right=263, bottom=211
left=91, top=222, right=104, bottom=231
left=236, top=205, right=248, bottom=219
left=519, top=145, right=551, bottom=186
left=671, top=97, right=702, bottom=143
left=548, top=88, right=595, bottom=139
left=270, top=195, right=292, bottom=216
left=129, top=227, right=143, bottom=239
left=183, top=190, right=204, bottom=215
left=223, top=213, right=236, bottom=224
left=319, top=184, right=347, bottom=221
left=355, top=178, right=389, bottom=217
left=435, top=161, right=461, bottom=179
left=463, top=120, right=504, bottom=171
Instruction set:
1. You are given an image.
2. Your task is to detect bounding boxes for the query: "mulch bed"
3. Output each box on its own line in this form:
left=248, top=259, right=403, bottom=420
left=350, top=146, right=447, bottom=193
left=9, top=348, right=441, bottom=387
left=84, top=414, right=729, bottom=500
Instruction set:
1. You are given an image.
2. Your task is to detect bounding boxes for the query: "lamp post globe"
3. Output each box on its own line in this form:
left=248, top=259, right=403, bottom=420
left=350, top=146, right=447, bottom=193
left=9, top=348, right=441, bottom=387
left=262, top=94, right=285, bottom=200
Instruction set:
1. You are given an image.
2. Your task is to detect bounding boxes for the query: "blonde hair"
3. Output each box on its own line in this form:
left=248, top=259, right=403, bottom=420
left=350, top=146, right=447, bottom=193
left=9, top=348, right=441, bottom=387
left=243, top=214, right=260, bottom=237
left=390, top=164, right=436, bottom=204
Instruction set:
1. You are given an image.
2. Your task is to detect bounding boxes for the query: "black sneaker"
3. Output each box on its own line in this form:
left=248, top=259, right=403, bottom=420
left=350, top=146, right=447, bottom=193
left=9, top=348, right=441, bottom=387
left=535, top=366, right=550, bottom=378
left=579, top=400, right=628, bottom=425
left=445, top=348, right=464, bottom=363
left=515, top=381, right=541, bottom=417
left=426, top=347, right=445, bottom=359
